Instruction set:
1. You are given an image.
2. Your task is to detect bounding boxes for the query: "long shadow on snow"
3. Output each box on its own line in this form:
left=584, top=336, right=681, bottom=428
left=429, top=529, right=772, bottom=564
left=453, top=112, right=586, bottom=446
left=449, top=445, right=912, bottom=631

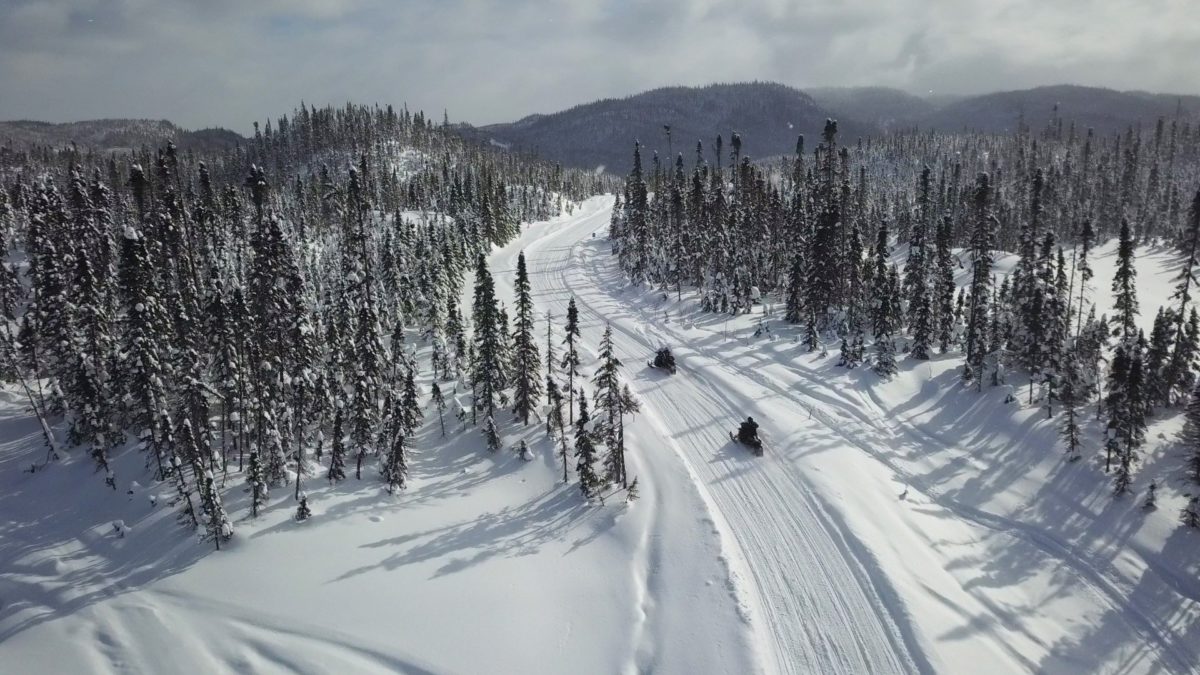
left=1034, top=523, right=1200, bottom=674
left=330, top=486, right=602, bottom=582
left=0, top=419, right=210, bottom=645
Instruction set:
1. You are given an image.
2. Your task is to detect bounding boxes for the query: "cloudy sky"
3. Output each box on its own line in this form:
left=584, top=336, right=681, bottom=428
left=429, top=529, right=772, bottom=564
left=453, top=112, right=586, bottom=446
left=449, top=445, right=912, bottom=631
left=1, top=0, right=1196, bottom=132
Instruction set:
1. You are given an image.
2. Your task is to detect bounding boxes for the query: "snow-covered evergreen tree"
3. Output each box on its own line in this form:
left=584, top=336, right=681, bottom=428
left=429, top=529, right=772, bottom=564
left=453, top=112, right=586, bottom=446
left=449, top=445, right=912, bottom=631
left=561, top=297, right=582, bottom=423
left=574, top=395, right=601, bottom=500
left=510, top=252, right=542, bottom=424
left=963, top=173, right=995, bottom=388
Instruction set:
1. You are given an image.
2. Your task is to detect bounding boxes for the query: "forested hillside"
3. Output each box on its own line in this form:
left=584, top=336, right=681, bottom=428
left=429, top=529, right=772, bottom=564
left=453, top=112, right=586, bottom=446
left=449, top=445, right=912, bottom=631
left=460, top=82, right=880, bottom=172
left=0, top=102, right=610, bottom=537
left=609, top=113, right=1200, bottom=507
left=462, top=83, right=1200, bottom=171
left=0, top=119, right=246, bottom=154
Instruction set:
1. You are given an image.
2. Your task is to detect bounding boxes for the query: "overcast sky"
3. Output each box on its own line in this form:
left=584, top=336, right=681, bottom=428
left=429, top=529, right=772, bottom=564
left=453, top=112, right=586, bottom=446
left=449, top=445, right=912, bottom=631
left=1, top=0, right=1197, bottom=133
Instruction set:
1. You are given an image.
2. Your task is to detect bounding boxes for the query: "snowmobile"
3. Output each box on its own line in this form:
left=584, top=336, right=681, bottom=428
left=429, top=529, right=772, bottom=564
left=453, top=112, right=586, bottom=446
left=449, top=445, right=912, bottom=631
left=731, top=417, right=764, bottom=456
left=647, top=346, right=677, bottom=375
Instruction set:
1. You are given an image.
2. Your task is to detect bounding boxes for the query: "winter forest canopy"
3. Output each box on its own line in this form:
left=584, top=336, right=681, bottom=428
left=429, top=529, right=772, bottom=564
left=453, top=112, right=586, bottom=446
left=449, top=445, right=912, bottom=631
left=5, top=94, right=1200, bottom=673
left=5, top=98, right=1200, bottom=540
left=610, top=115, right=1200, bottom=510
left=0, top=103, right=621, bottom=544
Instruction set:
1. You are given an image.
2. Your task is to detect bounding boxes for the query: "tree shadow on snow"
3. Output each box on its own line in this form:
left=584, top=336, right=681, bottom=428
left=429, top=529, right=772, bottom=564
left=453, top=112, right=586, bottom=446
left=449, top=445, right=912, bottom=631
left=329, top=486, right=602, bottom=582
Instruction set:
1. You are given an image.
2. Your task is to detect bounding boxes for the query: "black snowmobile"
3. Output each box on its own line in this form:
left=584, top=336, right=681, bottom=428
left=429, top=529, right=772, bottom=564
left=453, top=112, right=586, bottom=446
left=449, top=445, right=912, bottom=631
left=730, top=416, right=764, bottom=456
left=647, top=346, right=677, bottom=375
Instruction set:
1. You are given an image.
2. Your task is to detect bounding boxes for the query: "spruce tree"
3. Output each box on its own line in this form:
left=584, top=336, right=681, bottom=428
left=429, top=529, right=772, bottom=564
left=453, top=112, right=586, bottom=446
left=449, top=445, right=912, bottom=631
left=328, top=406, right=347, bottom=483
left=484, top=414, right=502, bottom=453
left=547, top=378, right=569, bottom=482
left=510, top=252, right=542, bottom=424
left=934, top=214, right=957, bottom=353
left=907, top=166, right=934, bottom=360
left=1059, top=349, right=1084, bottom=461
left=295, top=494, right=312, bottom=521
left=593, top=325, right=628, bottom=486
left=247, top=450, right=267, bottom=517
left=471, top=254, right=505, bottom=422
left=592, top=333, right=640, bottom=490
left=1012, top=169, right=1047, bottom=375
left=1105, top=343, right=1131, bottom=473
left=874, top=265, right=900, bottom=378
left=192, top=451, right=232, bottom=550
left=431, top=380, right=447, bottom=437
left=784, top=253, right=804, bottom=324
left=1111, top=334, right=1148, bottom=495
left=381, top=428, right=408, bottom=492
left=350, top=274, right=384, bottom=480
left=963, top=173, right=995, bottom=388
left=401, top=366, right=422, bottom=436
left=1166, top=189, right=1200, bottom=403
left=1073, top=219, right=1096, bottom=338
left=1112, top=218, right=1139, bottom=344
left=574, top=394, right=601, bottom=499
left=561, top=297, right=582, bottom=423
left=446, top=295, right=467, bottom=380
left=545, top=311, right=557, bottom=406
left=1145, top=307, right=1175, bottom=405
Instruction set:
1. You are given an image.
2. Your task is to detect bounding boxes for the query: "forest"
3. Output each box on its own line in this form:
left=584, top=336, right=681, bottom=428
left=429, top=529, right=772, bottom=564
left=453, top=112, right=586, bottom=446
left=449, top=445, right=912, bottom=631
left=5, top=99, right=1200, bottom=549
left=609, top=114, right=1200, bottom=520
left=0, top=103, right=618, bottom=545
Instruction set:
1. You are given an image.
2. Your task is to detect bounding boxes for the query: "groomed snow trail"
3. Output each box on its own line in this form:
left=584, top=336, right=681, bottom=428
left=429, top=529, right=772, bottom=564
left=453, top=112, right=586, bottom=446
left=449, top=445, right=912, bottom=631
left=499, top=197, right=925, bottom=675
left=490, top=200, right=765, bottom=675
left=503, top=196, right=1200, bottom=675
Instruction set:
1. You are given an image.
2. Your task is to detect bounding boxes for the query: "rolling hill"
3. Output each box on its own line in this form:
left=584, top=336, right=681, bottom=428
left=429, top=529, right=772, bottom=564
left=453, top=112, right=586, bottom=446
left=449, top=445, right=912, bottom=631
left=461, top=82, right=879, bottom=173
left=0, top=119, right=245, bottom=153
left=460, top=83, right=1200, bottom=172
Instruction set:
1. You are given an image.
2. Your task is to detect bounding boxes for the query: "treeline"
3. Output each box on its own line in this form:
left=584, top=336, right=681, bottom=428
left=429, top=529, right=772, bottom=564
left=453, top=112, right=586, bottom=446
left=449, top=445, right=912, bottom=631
left=0, top=102, right=618, bottom=548
left=609, top=114, right=1200, bottom=521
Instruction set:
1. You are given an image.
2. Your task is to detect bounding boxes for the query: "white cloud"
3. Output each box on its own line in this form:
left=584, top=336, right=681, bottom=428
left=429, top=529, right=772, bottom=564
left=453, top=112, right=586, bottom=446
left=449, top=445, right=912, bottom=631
left=0, top=0, right=1196, bottom=131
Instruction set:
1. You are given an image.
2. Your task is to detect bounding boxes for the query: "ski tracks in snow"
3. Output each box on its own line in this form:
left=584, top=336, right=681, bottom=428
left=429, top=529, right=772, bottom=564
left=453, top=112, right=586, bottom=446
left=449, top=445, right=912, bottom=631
left=548, top=199, right=1196, bottom=671
left=507, top=197, right=924, bottom=675
left=508, top=195, right=1200, bottom=674
left=491, top=199, right=763, bottom=675
left=670, top=315, right=1197, bottom=673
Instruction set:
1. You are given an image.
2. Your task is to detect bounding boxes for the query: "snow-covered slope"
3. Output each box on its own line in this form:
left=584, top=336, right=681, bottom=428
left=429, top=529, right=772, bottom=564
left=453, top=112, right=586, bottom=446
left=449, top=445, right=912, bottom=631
left=500, top=197, right=1200, bottom=674
left=0, top=201, right=756, bottom=675
left=3, top=197, right=1199, bottom=674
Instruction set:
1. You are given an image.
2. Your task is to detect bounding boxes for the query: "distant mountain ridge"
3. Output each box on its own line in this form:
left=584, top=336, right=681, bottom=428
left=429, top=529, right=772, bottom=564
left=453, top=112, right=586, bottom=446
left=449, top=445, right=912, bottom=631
left=459, top=82, right=1200, bottom=171
left=0, top=118, right=245, bottom=153
left=805, top=87, right=935, bottom=132
left=916, top=84, right=1200, bottom=135
left=459, top=82, right=879, bottom=173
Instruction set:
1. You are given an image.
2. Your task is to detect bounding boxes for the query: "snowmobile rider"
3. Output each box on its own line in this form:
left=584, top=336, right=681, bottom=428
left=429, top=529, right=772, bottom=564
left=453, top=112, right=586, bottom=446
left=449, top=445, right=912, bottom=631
left=654, top=346, right=675, bottom=369
left=738, top=416, right=759, bottom=443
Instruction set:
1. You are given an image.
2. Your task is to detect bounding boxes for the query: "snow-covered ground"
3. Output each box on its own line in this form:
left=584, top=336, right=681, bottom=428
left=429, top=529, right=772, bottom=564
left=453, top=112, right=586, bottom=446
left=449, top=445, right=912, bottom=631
left=0, top=199, right=755, bottom=675
left=2, top=196, right=1199, bottom=674
left=498, top=197, right=1200, bottom=674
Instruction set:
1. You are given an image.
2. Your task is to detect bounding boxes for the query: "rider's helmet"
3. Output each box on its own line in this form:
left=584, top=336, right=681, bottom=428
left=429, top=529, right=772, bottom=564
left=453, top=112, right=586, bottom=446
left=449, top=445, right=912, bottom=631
left=747, top=416, right=754, bottom=423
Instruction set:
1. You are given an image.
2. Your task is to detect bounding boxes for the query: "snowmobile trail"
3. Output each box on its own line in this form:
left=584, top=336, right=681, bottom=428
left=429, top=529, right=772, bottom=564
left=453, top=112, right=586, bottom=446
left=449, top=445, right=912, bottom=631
left=489, top=198, right=764, bottom=675
left=503, top=197, right=926, bottom=675
left=504, top=196, right=1200, bottom=674
left=631, top=288, right=1200, bottom=673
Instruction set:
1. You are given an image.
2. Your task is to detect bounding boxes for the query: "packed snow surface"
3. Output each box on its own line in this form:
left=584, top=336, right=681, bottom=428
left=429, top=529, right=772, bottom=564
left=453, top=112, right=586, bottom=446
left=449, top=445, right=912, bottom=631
left=2, top=196, right=1200, bottom=674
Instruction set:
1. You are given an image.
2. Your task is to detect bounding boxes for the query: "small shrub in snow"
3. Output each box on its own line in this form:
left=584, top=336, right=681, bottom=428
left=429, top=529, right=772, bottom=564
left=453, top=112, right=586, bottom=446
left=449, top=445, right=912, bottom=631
left=295, top=495, right=312, bottom=522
